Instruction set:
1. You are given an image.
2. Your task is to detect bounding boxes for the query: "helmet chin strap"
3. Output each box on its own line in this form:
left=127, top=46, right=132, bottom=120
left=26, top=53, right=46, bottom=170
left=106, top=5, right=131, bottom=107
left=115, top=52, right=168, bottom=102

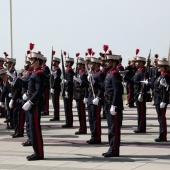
left=30, top=59, right=37, bottom=66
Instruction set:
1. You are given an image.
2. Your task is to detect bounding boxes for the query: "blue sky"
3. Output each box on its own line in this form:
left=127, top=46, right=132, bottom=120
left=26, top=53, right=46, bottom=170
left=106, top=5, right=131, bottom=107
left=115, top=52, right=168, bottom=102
left=0, top=0, right=170, bottom=69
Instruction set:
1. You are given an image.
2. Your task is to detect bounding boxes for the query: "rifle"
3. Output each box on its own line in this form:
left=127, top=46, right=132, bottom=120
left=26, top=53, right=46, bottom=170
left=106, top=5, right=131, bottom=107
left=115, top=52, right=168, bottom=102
left=85, top=63, right=95, bottom=99
left=138, top=49, right=151, bottom=102
left=61, top=50, right=66, bottom=97
left=51, top=46, right=54, bottom=70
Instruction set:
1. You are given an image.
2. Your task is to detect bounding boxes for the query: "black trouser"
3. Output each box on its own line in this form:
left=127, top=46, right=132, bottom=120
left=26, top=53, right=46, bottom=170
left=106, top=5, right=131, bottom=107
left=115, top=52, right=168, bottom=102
left=6, top=95, right=13, bottom=128
left=87, top=104, right=101, bottom=141
left=126, top=82, right=134, bottom=106
left=42, top=86, right=49, bottom=115
left=64, top=92, right=73, bottom=126
left=76, top=99, right=87, bottom=133
left=51, top=91, right=60, bottom=120
left=155, top=104, right=167, bottom=140
left=27, top=101, right=44, bottom=157
left=13, top=99, right=24, bottom=135
left=105, top=102, right=121, bottom=154
left=136, top=100, right=146, bottom=131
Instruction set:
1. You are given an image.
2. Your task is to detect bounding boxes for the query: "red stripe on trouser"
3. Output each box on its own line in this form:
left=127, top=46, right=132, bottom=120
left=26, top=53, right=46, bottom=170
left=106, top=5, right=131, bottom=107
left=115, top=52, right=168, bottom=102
left=113, top=108, right=119, bottom=154
left=96, top=106, right=101, bottom=141
left=68, top=96, right=72, bottom=125
left=45, top=88, right=49, bottom=114
left=80, top=100, right=85, bottom=133
left=161, top=108, right=167, bottom=139
left=18, top=109, right=24, bottom=134
left=140, top=101, right=145, bottom=131
left=127, top=84, right=130, bottom=103
left=33, top=109, right=43, bottom=157
left=55, top=92, right=59, bottom=119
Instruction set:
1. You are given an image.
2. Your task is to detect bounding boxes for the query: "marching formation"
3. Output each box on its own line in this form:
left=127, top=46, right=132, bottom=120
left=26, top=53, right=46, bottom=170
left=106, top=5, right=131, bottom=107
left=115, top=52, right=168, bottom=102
left=0, top=44, right=170, bottom=161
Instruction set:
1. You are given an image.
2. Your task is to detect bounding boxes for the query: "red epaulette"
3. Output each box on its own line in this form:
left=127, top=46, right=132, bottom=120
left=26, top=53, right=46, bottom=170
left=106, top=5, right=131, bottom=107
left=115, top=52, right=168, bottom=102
left=138, top=67, right=145, bottom=71
left=79, top=69, right=86, bottom=73
left=27, top=70, right=33, bottom=74
left=54, top=66, right=60, bottom=70
left=67, top=67, right=73, bottom=71
left=35, top=70, right=44, bottom=75
left=111, top=70, right=120, bottom=75
left=99, top=71, right=106, bottom=75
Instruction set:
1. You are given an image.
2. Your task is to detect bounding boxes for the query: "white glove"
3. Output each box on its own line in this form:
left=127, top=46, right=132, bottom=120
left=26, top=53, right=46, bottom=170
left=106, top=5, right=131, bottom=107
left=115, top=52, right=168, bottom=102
left=140, top=79, right=148, bottom=85
left=160, top=78, right=168, bottom=87
left=160, top=102, right=166, bottom=108
left=92, top=97, right=99, bottom=105
left=0, top=102, right=5, bottom=108
left=22, top=93, right=28, bottom=101
left=0, top=86, right=3, bottom=92
left=6, top=70, right=16, bottom=79
left=73, top=76, right=82, bottom=84
left=52, top=71, right=57, bottom=79
left=65, top=91, right=69, bottom=98
left=83, top=98, right=88, bottom=104
left=123, top=82, right=127, bottom=87
left=50, top=88, right=55, bottom=94
left=22, top=100, right=32, bottom=111
left=62, top=79, right=68, bottom=84
left=8, top=93, right=12, bottom=98
left=110, top=105, right=116, bottom=115
left=9, top=99, right=14, bottom=109
left=87, top=74, right=92, bottom=82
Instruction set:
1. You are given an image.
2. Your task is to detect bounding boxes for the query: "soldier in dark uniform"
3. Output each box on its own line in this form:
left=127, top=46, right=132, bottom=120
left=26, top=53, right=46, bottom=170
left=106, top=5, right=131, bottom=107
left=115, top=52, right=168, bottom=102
left=95, top=54, right=123, bottom=157
left=86, top=57, right=105, bottom=144
left=41, top=57, right=50, bottom=115
left=74, top=57, right=89, bottom=134
left=124, top=57, right=137, bottom=107
left=50, top=57, right=61, bottom=121
left=62, top=57, right=75, bottom=128
left=153, top=57, right=170, bottom=142
left=0, top=57, right=16, bottom=129
left=21, top=60, right=33, bottom=146
left=0, top=57, right=5, bottom=117
left=151, top=55, right=160, bottom=101
left=21, top=52, right=44, bottom=160
left=133, top=56, right=148, bottom=133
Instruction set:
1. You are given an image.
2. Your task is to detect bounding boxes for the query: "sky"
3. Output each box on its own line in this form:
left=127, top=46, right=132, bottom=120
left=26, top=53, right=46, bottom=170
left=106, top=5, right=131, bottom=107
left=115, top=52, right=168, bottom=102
left=0, top=0, right=170, bottom=70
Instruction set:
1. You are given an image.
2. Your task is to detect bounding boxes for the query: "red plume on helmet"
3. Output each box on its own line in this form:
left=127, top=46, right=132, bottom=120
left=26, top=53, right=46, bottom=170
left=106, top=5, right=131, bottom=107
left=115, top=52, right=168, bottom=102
left=103, top=45, right=109, bottom=53
left=154, top=54, right=159, bottom=58
left=38, top=51, right=41, bottom=54
left=108, top=50, right=112, bottom=55
left=63, top=51, right=67, bottom=56
left=4, top=52, right=8, bottom=57
left=136, top=49, right=140, bottom=55
left=85, top=52, right=88, bottom=56
left=27, top=50, right=30, bottom=54
left=29, top=43, right=35, bottom=50
left=99, top=52, right=103, bottom=57
left=52, top=50, right=56, bottom=56
left=92, top=51, right=95, bottom=56
left=76, top=53, right=80, bottom=57
left=88, top=48, right=92, bottom=56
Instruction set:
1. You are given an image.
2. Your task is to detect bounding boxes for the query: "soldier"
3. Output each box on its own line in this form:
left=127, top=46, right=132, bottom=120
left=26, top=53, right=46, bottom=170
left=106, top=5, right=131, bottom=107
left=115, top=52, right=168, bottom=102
left=153, top=57, right=170, bottom=142
left=21, top=60, right=33, bottom=146
left=96, top=54, right=123, bottom=157
left=151, top=54, right=160, bottom=102
left=0, top=57, right=5, bottom=117
left=20, top=52, right=45, bottom=160
left=62, top=57, right=75, bottom=128
left=50, top=57, right=61, bottom=121
left=73, top=57, right=88, bottom=134
left=124, top=57, right=137, bottom=108
left=133, top=56, right=148, bottom=133
left=41, top=57, right=50, bottom=115
left=0, top=57, right=16, bottom=129
left=86, top=57, right=105, bottom=144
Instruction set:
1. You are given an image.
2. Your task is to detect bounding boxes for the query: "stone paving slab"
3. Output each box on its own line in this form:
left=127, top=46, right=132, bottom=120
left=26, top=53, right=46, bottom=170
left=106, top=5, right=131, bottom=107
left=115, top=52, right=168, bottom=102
left=0, top=100, right=170, bottom=170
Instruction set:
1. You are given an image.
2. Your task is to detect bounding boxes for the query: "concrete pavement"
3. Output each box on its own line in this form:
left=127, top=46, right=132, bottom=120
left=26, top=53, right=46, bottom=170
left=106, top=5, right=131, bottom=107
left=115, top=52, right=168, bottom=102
left=0, top=100, right=170, bottom=170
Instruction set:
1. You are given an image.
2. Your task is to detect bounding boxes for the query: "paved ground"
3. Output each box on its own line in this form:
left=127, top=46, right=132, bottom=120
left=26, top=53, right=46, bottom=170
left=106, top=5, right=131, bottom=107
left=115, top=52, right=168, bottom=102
left=0, top=100, right=170, bottom=170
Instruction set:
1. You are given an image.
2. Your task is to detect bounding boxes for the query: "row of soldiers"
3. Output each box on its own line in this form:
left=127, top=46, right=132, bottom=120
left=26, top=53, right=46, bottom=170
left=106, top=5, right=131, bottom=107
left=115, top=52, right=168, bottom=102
left=0, top=47, right=169, bottom=160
